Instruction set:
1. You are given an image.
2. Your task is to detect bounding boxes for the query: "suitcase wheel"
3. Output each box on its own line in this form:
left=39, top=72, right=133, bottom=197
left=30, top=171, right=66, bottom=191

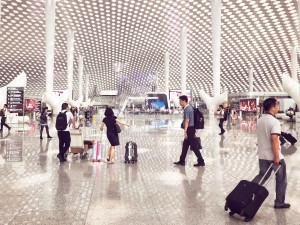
left=224, top=202, right=228, bottom=211
left=229, top=211, right=235, bottom=216
left=244, top=217, right=252, bottom=222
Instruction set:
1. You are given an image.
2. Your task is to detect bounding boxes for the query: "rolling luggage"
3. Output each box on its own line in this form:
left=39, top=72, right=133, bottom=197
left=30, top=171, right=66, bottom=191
left=225, top=164, right=281, bottom=222
left=91, top=140, right=102, bottom=162
left=125, top=141, right=138, bottom=163
left=281, top=132, right=297, bottom=145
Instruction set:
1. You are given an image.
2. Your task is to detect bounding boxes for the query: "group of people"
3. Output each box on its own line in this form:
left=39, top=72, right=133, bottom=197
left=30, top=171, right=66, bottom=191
left=1, top=96, right=287, bottom=210
left=173, top=97, right=289, bottom=209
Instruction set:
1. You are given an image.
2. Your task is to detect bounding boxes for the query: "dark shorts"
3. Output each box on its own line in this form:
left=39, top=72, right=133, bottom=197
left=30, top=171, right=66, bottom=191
left=107, top=132, right=120, bottom=146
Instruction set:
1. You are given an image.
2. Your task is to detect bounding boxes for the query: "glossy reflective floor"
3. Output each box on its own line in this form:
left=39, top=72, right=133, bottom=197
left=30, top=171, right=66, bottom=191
left=0, top=114, right=300, bottom=225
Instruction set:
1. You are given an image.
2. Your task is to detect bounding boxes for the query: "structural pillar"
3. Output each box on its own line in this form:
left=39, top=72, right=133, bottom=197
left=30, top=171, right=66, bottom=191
left=78, top=55, right=84, bottom=99
left=67, top=29, right=75, bottom=100
left=212, top=0, right=222, bottom=97
left=164, top=51, right=170, bottom=94
left=180, top=26, right=187, bottom=94
left=291, top=46, right=298, bottom=81
left=45, top=0, right=56, bottom=94
left=248, top=67, right=254, bottom=92
left=85, top=73, right=89, bottom=102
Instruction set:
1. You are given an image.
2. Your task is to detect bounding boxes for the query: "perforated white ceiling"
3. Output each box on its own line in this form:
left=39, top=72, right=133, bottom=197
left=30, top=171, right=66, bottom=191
left=0, top=0, right=299, bottom=99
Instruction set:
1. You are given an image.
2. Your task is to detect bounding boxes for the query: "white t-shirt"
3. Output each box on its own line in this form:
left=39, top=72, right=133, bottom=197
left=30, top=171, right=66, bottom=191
left=61, top=110, right=74, bottom=131
left=257, top=114, right=283, bottom=160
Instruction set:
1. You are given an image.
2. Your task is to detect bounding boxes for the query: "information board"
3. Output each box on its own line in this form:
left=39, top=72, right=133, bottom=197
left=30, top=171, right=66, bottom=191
left=7, top=87, right=24, bottom=113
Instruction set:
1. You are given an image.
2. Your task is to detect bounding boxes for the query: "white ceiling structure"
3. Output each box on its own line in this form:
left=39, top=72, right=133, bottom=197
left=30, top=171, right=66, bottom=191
left=0, top=0, right=299, bottom=99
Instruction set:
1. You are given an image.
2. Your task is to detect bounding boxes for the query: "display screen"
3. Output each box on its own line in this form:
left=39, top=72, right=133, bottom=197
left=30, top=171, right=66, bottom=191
left=146, top=93, right=169, bottom=109
left=25, top=99, right=36, bottom=112
left=169, top=89, right=192, bottom=102
left=239, top=99, right=257, bottom=112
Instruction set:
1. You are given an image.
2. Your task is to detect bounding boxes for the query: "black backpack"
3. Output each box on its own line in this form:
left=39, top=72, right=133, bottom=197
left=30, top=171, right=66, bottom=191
left=194, top=108, right=204, bottom=129
left=40, top=113, right=47, bottom=120
left=0, top=110, right=4, bottom=117
left=55, top=111, right=68, bottom=130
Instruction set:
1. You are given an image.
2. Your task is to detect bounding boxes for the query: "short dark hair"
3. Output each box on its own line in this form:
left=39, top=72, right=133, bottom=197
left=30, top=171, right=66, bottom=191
left=219, top=105, right=223, bottom=109
left=263, top=98, right=277, bottom=112
left=104, top=107, right=114, bottom=117
left=4, top=104, right=7, bottom=107
left=179, top=95, right=188, bottom=103
left=61, top=103, right=69, bottom=110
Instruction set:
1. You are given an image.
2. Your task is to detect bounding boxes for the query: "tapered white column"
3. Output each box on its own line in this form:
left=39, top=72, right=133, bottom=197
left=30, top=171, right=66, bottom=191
left=212, top=0, right=222, bottom=97
left=78, top=55, right=84, bottom=98
left=298, top=0, right=300, bottom=44
left=248, top=67, right=254, bottom=92
left=0, top=0, right=2, bottom=31
left=67, top=30, right=75, bottom=100
left=85, top=73, right=89, bottom=101
left=291, top=46, right=298, bottom=81
left=180, top=27, right=187, bottom=93
left=45, top=0, right=56, bottom=94
left=164, top=51, right=170, bottom=93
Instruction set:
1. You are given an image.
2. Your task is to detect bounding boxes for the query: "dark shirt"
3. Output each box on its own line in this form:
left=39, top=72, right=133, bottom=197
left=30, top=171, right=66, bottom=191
left=103, top=116, right=117, bottom=133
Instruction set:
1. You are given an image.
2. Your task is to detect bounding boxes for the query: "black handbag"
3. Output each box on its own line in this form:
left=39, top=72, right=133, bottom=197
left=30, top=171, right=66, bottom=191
left=114, top=123, right=121, bottom=133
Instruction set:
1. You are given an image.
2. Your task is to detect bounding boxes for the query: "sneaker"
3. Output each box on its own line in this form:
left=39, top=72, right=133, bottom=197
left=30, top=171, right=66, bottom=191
left=8, top=127, right=11, bottom=132
left=57, top=154, right=65, bottom=163
left=47, top=136, right=52, bottom=139
left=194, top=162, right=205, bottom=167
left=174, top=161, right=185, bottom=166
left=274, top=203, right=290, bottom=209
left=40, top=137, right=43, bottom=140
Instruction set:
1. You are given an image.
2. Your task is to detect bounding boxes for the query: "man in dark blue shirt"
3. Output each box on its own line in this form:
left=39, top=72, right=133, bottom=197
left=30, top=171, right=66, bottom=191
left=174, top=95, right=205, bottom=167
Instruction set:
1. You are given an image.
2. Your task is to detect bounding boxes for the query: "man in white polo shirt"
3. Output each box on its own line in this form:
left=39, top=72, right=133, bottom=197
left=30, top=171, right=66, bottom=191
left=252, top=98, right=290, bottom=209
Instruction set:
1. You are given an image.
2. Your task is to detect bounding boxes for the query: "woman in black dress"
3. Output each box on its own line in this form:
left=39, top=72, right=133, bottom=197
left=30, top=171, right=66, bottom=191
left=99, top=108, right=129, bottom=163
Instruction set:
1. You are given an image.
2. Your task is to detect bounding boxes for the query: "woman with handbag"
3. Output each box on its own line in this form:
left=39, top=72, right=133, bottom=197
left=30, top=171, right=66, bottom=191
left=99, top=107, right=129, bottom=164
left=40, top=107, right=52, bottom=139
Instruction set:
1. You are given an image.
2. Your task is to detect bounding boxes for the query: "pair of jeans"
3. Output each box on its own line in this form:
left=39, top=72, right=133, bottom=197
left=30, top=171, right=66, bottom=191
left=179, top=126, right=204, bottom=163
left=252, top=159, right=287, bottom=206
left=57, top=131, right=71, bottom=157
left=40, top=125, right=50, bottom=137
left=0, top=116, right=10, bottom=130
left=219, top=118, right=225, bottom=133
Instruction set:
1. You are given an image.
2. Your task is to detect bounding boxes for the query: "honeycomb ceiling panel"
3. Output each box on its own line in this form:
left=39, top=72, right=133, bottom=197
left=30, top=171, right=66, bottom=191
left=0, top=0, right=299, bottom=99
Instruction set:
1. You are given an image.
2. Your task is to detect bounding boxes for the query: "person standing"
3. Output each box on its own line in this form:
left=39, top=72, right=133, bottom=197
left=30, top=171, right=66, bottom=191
left=0, top=104, right=11, bottom=132
left=174, top=95, right=205, bottom=167
left=56, top=103, right=76, bottom=163
left=99, top=107, right=130, bottom=164
left=40, top=107, right=52, bottom=139
left=231, top=107, right=238, bottom=125
left=218, top=105, right=225, bottom=135
left=252, top=98, right=290, bottom=209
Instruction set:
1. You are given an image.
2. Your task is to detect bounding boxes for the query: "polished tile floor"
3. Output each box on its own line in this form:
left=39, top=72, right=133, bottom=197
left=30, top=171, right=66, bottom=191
left=0, top=113, right=300, bottom=225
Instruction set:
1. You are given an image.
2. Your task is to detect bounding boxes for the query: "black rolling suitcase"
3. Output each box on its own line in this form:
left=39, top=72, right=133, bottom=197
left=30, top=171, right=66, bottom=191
left=225, top=164, right=281, bottom=222
left=281, top=132, right=297, bottom=145
left=125, top=141, right=138, bottom=163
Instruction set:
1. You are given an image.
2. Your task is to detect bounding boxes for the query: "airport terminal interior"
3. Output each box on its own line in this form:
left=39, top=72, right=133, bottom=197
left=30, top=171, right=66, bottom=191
left=1, top=0, right=300, bottom=224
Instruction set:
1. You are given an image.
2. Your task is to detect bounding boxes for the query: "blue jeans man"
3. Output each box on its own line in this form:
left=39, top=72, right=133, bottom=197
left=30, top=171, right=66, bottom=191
left=252, top=159, right=287, bottom=207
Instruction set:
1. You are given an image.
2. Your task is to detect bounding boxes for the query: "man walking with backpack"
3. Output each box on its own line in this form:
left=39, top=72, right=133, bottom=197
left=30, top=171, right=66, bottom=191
left=174, top=95, right=205, bottom=167
left=56, top=103, right=76, bottom=163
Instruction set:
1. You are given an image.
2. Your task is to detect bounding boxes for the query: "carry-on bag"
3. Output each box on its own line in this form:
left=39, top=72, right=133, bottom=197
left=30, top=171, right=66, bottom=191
left=281, top=132, right=297, bottom=145
left=124, top=141, right=138, bottom=163
left=225, top=163, right=281, bottom=222
left=91, top=141, right=102, bottom=162
left=91, top=132, right=103, bottom=162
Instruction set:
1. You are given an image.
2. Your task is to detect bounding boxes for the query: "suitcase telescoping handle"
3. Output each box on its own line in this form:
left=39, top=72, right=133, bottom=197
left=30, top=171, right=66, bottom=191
left=258, top=163, right=281, bottom=187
